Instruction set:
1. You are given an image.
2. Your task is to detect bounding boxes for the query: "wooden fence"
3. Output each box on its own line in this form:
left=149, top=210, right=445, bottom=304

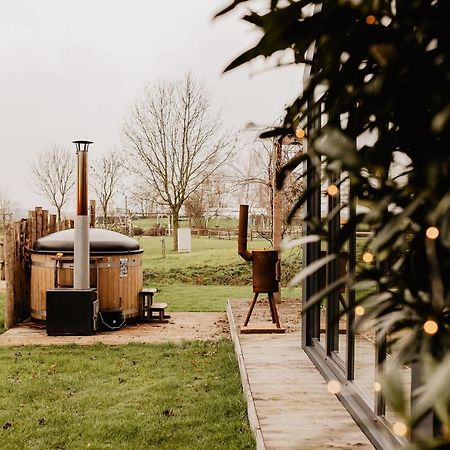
left=4, top=208, right=74, bottom=329
left=0, top=240, right=4, bottom=281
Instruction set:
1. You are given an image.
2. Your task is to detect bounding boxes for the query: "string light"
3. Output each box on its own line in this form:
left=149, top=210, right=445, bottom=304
left=373, top=382, right=382, bottom=392
left=327, top=184, right=339, bottom=196
left=295, top=128, right=305, bottom=139
left=424, top=320, right=438, bottom=335
left=327, top=380, right=341, bottom=394
left=355, top=306, right=365, bottom=316
left=393, top=422, right=408, bottom=437
left=426, top=226, right=439, bottom=240
left=366, top=15, right=376, bottom=25
left=362, top=252, right=374, bottom=263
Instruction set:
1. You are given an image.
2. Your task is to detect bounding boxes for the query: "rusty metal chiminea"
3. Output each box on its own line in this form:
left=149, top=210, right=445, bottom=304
left=238, top=205, right=284, bottom=332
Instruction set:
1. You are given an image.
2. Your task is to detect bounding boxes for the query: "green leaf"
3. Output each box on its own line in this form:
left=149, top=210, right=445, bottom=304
left=372, top=193, right=426, bottom=252
left=313, top=126, right=360, bottom=169
left=288, top=253, right=336, bottom=287
left=276, top=152, right=309, bottom=189
left=412, top=353, right=450, bottom=426
left=214, top=0, right=249, bottom=18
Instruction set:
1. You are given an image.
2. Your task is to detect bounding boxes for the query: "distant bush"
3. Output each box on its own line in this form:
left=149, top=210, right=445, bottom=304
left=144, top=263, right=252, bottom=286
left=143, top=225, right=166, bottom=236
left=144, top=256, right=302, bottom=287
left=132, top=226, right=144, bottom=236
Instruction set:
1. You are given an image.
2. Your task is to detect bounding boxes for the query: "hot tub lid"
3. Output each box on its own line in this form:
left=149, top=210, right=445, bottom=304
left=33, top=228, right=143, bottom=254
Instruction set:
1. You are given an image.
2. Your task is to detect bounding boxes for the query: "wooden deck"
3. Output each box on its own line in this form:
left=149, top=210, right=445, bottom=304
left=228, top=299, right=374, bottom=450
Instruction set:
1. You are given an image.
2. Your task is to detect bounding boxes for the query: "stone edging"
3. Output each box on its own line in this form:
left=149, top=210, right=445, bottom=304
left=226, top=299, right=265, bottom=450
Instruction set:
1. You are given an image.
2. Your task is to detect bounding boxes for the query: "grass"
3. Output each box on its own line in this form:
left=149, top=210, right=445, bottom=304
left=154, top=283, right=301, bottom=312
left=132, top=217, right=239, bottom=230
left=0, top=292, right=4, bottom=333
left=137, top=236, right=271, bottom=271
left=0, top=340, right=254, bottom=450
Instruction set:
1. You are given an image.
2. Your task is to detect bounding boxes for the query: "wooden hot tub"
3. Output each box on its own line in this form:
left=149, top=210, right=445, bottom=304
left=31, top=228, right=143, bottom=321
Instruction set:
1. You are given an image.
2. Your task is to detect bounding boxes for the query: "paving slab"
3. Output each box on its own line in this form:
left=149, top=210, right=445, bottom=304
left=228, top=299, right=374, bottom=450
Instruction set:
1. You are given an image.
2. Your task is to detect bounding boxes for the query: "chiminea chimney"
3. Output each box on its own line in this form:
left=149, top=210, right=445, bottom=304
left=238, top=205, right=253, bottom=261
left=73, top=140, right=92, bottom=289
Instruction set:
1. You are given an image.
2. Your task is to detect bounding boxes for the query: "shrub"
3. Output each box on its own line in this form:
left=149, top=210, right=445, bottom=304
left=143, top=225, right=166, bottom=236
left=144, top=258, right=300, bottom=287
left=132, top=226, right=144, bottom=236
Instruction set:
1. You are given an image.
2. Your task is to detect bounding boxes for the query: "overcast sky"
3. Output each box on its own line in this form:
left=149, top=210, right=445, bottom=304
left=0, top=0, right=301, bottom=212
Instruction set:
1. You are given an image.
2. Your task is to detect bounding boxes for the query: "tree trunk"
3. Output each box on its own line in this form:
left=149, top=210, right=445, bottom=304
left=172, top=207, right=180, bottom=251
left=56, top=207, right=62, bottom=231
left=103, top=203, right=108, bottom=226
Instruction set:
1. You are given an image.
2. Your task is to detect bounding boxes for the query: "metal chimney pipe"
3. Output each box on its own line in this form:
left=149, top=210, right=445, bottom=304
left=73, top=140, right=92, bottom=290
left=238, top=204, right=253, bottom=262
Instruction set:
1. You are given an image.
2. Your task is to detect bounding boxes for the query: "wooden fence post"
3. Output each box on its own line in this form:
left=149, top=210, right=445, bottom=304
left=4, top=226, right=15, bottom=329
left=49, top=214, right=56, bottom=234
left=29, top=210, right=37, bottom=246
left=0, top=240, right=4, bottom=280
left=36, top=207, right=43, bottom=240
left=42, top=209, right=49, bottom=236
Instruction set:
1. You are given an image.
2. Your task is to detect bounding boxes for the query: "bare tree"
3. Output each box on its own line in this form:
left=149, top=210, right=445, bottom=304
left=184, top=172, right=230, bottom=228
left=31, top=146, right=75, bottom=222
left=233, top=137, right=303, bottom=240
left=90, top=149, right=124, bottom=224
left=232, top=138, right=273, bottom=210
left=0, top=190, right=13, bottom=231
left=123, top=73, right=235, bottom=250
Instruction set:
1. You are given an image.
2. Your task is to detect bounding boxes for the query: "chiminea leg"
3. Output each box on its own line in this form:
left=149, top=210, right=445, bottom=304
left=243, top=293, right=259, bottom=326
left=268, top=293, right=276, bottom=323
left=268, top=293, right=281, bottom=328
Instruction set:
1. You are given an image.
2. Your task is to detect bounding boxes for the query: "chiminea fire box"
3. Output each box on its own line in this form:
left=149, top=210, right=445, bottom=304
left=46, top=288, right=98, bottom=336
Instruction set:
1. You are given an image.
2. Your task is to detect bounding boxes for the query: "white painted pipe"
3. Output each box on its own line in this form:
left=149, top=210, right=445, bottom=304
left=74, top=215, right=89, bottom=289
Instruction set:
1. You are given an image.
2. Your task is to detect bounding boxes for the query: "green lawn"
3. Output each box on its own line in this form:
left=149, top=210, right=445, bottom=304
left=154, top=283, right=301, bottom=312
left=0, top=292, right=4, bottom=333
left=138, top=235, right=276, bottom=271
left=0, top=340, right=254, bottom=450
left=132, top=217, right=239, bottom=230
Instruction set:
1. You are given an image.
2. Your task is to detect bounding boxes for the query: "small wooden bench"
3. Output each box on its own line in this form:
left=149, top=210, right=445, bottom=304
left=139, top=288, right=170, bottom=322
left=147, top=302, right=168, bottom=322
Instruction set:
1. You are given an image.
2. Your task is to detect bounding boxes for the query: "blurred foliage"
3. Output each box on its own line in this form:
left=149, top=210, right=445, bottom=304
left=220, top=0, right=450, bottom=446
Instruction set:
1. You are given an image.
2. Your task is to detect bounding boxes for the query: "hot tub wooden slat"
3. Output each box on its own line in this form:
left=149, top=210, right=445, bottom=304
left=30, top=253, right=143, bottom=321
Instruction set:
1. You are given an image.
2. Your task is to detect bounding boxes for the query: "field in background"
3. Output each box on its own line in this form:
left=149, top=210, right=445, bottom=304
left=132, top=217, right=239, bottom=230
left=139, top=236, right=301, bottom=312
left=138, top=235, right=271, bottom=271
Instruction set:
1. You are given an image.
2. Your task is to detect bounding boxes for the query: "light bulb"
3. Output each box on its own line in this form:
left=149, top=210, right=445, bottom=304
left=295, top=128, right=305, bottom=139
left=426, top=227, right=439, bottom=240
left=327, top=184, right=339, bottom=196
left=327, top=380, right=341, bottom=394
left=393, top=422, right=408, bottom=437
left=423, top=320, right=438, bottom=335
left=362, top=252, right=374, bottom=263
